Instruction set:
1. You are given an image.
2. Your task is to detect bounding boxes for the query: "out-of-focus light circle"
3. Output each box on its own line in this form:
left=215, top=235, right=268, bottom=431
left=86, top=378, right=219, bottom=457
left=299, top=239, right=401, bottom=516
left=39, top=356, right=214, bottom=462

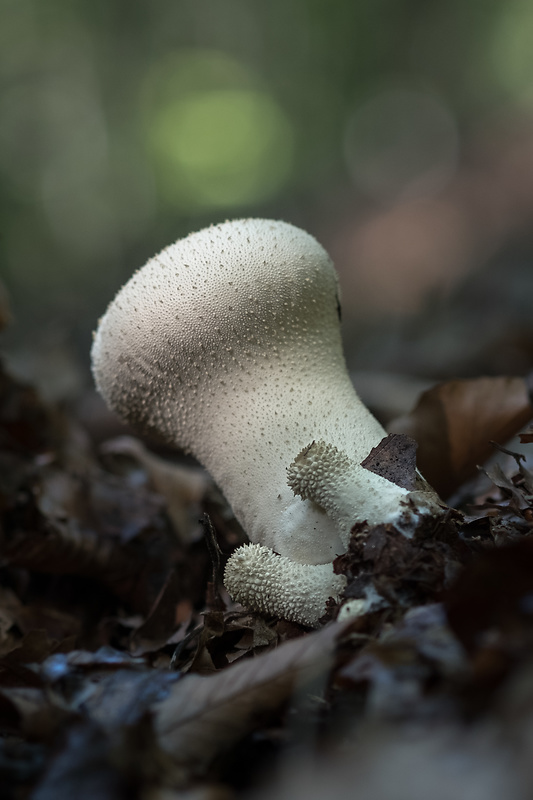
left=150, top=88, right=293, bottom=209
left=142, top=50, right=294, bottom=211
left=491, top=2, right=533, bottom=103
left=343, top=87, right=459, bottom=203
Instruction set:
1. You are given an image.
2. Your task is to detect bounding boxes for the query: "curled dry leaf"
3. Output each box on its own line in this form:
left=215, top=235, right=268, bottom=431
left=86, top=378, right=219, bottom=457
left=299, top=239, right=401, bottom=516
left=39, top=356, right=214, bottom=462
left=153, top=621, right=349, bottom=774
left=3, top=485, right=145, bottom=585
left=360, top=433, right=419, bottom=490
left=1, top=452, right=176, bottom=614
left=388, top=377, right=533, bottom=498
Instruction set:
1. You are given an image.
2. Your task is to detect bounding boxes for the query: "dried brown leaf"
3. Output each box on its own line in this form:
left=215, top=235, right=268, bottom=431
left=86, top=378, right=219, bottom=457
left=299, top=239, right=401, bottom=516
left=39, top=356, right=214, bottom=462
left=100, top=436, right=209, bottom=544
left=483, top=463, right=529, bottom=510
left=2, top=509, right=141, bottom=582
left=339, top=522, right=452, bottom=616
left=388, top=377, right=533, bottom=498
left=361, top=433, right=418, bottom=490
left=153, top=621, right=348, bottom=772
left=1, top=464, right=176, bottom=613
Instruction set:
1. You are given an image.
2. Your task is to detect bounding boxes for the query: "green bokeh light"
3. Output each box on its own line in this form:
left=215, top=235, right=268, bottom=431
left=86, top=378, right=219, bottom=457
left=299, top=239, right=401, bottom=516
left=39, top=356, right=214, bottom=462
left=491, top=1, right=533, bottom=104
left=142, top=51, right=294, bottom=211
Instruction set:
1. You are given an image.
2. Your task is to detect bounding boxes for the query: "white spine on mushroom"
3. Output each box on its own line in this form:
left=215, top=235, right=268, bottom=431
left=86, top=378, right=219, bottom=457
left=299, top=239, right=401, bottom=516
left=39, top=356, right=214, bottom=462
left=287, top=440, right=410, bottom=550
left=92, top=219, right=438, bottom=627
left=224, top=543, right=346, bottom=628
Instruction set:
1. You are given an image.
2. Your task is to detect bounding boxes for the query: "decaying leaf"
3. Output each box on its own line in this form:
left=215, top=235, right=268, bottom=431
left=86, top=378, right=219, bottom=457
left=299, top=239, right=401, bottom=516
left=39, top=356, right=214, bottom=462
left=5, top=281, right=533, bottom=800
left=335, top=519, right=454, bottom=630
left=361, top=433, right=419, bottom=490
left=153, top=621, right=348, bottom=773
left=100, top=436, right=209, bottom=544
left=388, top=376, right=533, bottom=498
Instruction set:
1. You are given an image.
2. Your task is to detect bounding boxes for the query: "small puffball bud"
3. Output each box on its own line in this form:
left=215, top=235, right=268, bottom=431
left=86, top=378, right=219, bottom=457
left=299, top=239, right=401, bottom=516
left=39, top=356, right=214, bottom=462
left=224, top=543, right=346, bottom=627
left=287, top=440, right=410, bottom=548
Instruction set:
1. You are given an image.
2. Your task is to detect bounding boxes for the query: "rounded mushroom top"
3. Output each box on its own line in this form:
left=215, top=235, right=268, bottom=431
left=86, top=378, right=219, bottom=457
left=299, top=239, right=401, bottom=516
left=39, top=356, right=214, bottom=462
left=92, top=218, right=388, bottom=565
left=92, top=218, right=342, bottom=451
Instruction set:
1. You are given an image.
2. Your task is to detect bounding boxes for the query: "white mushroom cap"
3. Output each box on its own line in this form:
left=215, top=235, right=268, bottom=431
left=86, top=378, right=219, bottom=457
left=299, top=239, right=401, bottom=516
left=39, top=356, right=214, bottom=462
left=92, top=219, right=394, bottom=567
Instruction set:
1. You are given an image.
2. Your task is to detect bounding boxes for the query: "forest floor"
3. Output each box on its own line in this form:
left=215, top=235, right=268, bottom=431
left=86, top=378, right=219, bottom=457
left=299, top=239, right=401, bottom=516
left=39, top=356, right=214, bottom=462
left=2, top=279, right=533, bottom=800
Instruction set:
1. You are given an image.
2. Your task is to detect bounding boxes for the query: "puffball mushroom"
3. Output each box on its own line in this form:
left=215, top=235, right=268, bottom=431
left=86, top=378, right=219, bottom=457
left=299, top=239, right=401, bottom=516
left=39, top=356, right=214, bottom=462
left=92, top=218, right=441, bottom=627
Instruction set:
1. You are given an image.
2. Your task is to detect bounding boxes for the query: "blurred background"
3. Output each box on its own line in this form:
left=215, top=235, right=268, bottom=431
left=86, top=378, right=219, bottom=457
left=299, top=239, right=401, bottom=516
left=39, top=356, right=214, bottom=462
left=2, top=0, right=533, bottom=417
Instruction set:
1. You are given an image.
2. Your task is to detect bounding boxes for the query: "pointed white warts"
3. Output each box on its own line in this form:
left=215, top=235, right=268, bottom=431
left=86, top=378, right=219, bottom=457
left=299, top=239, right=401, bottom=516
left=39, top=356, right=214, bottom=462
left=91, top=219, right=444, bottom=627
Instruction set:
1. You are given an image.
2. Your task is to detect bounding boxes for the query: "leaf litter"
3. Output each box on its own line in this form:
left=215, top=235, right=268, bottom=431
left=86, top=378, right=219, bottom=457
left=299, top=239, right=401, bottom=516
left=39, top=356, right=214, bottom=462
left=1, top=357, right=533, bottom=798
